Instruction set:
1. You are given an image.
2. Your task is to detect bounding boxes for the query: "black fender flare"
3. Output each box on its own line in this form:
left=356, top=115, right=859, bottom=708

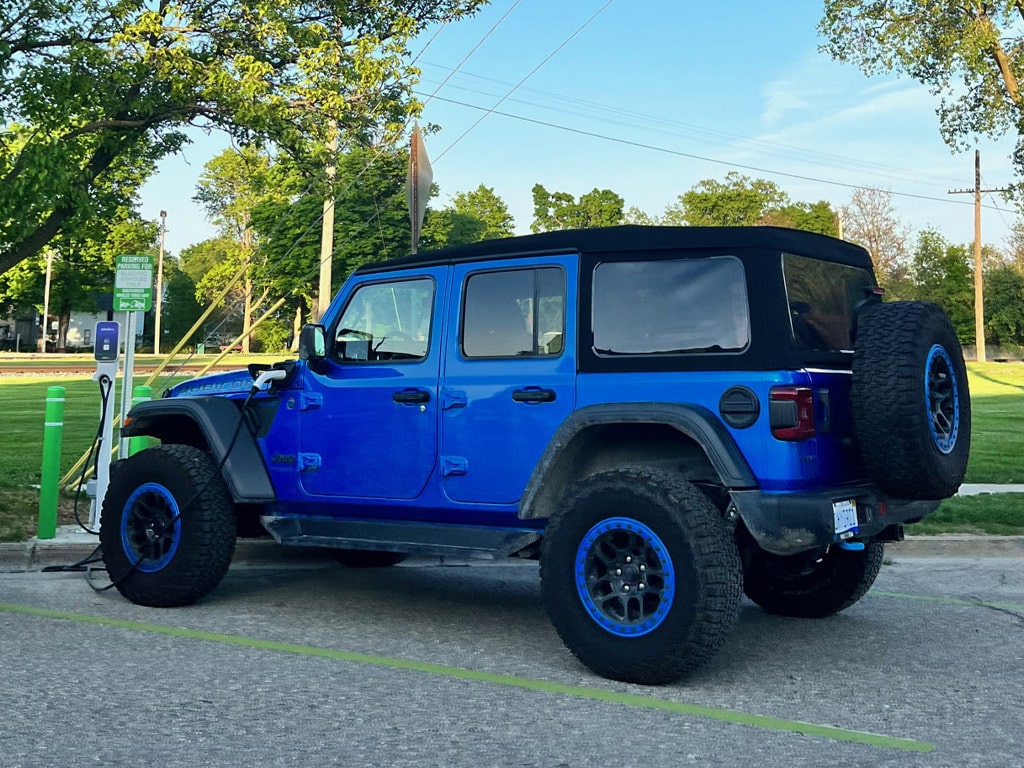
left=121, top=397, right=275, bottom=503
left=519, top=402, right=757, bottom=520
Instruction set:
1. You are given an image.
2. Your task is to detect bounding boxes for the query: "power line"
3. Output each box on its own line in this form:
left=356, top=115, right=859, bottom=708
left=419, top=63, right=969, bottom=190
left=419, top=0, right=525, bottom=109
left=425, top=93, right=1013, bottom=212
left=434, top=0, right=616, bottom=162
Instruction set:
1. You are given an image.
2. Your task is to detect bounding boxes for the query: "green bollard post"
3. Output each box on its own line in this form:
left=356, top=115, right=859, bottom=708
left=127, top=384, right=152, bottom=456
left=38, top=385, right=65, bottom=540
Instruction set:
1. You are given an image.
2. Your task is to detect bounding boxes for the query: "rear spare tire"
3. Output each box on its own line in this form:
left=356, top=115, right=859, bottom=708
left=852, top=301, right=970, bottom=499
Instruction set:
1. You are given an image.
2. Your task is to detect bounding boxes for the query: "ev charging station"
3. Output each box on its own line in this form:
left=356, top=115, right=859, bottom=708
left=89, top=320, right=121, bottom=531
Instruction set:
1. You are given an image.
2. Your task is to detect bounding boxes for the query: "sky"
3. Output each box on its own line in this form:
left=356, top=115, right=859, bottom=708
left=139, top=0, right=1021, bottom=261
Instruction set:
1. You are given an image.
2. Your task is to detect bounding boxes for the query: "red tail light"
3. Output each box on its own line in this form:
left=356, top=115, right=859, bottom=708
left=769, top=387, right=815, bottom=441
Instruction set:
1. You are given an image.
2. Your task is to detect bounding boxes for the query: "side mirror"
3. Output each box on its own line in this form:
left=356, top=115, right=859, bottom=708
left=298, top=324, right=326, bottom=361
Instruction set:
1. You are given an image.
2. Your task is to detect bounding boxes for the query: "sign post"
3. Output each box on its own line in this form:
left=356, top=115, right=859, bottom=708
left=113, top=255, right=153, bottom=458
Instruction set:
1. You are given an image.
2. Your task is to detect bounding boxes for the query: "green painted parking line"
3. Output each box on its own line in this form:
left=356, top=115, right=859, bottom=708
left=0, top=601, right=932, bottom=754
left=872, top=590, right=1024, bottom=613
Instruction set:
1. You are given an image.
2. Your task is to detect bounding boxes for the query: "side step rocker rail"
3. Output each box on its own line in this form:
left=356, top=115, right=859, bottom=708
left=260, top=516, right=541, bottom=560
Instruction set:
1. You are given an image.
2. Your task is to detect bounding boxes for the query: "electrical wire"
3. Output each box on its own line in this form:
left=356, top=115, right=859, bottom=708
left=85, top=382, right=264, bottom=592
left=425, top=93, right=1012, bottom=214
left=434, top=0, right=616, bottom=162
left=417, top=67, right=969, bottom=190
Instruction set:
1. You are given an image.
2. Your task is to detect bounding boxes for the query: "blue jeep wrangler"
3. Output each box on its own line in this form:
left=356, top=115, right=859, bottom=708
left=104, top=226, right=970, bottom=684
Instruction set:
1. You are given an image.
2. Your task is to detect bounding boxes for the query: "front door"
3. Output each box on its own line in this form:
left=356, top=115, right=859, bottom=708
left=298, top=268, right=446, bottom=500
left=440, top=255, right=577, bottom=505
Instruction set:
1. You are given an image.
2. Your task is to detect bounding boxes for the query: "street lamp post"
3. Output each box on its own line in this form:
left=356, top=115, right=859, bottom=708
left=40, top=249, right=54, bottom=353
left=154, top=210, right=166, bottom=355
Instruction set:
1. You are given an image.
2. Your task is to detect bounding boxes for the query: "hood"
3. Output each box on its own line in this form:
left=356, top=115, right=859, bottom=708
left=165, top=369, right=254, bottom=398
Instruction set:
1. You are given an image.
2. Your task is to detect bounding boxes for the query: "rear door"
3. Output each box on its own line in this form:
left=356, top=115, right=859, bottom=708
left=440, top=255, right=577, bottom=505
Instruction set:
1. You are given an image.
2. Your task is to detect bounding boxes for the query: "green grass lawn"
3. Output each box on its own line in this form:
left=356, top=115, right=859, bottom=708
left=909, top=494, right=1024, bottom=536
left=0, top=362, right=1021, bottom=542
left=0, top=373, right=189, bottom=541
left=963, top=362, right=1024, bottom=483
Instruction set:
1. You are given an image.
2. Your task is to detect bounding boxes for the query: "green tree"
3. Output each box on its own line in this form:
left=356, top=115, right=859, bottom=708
left=910, top=229, right=975, bottom=343
left=250, top=147, right=417, bottom=320
left=765, top=201, right=840, bottom=236
left=624, top=206, right=659, bottom=225
left=194, top=146, right=279, bottom=352
left=0, top=0, right=486, bottom=275
left=451, top=185, right=515, bottom=240
left=820, top=2, right=1024, bottom=178
left=0, top=214, right=157, bottom=347
left=984, top=265, right=1024, bottom=347
left=161, top=259, right=205, bottom=349
left=422, top=184, right=515, bottom=247
left=178, top=238, right=244, bottom=344
left=664, top=173, right=790, bottom=227
left=531, top=185, right=625, bottom=232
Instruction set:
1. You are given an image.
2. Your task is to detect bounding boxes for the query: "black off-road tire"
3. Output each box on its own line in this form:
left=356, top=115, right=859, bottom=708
left=100, top=445, right=237, bottom=607
left=852, top=301, right=970, bottom=499
left=330, top=550, right=409, bottom=568
left=743, top=541, right=884, bottom=618
left=540, top=468, right=742, bottom=685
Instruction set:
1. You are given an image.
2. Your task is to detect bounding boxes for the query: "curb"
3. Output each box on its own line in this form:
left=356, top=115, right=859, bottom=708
left=3, top=533, right=1023, bottom=573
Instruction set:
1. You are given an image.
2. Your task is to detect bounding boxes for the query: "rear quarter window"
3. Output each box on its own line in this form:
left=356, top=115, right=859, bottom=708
left=592, top=256, right=749, bottom=356
left=783, top=252, right=874, bottom=352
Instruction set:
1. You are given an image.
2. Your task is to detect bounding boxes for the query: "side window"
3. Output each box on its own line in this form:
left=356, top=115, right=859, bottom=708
left=333, top=278, right=434, bottom=362
left=592, top=256, right=749, bottom=355
left=782, top=252, right=874, bottom=352
left=461, top=267, right=565, bottom=359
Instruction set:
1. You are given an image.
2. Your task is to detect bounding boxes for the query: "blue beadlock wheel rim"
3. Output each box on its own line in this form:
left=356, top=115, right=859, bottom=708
left=119, top=483, right=182, bottom=573
left=924, top=344, right=960, bottom=454
left=575, top=516, right=675, bottom=637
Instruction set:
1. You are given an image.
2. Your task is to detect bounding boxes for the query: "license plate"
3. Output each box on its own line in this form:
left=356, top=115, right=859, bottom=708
left=832, top=499, right=858, bottom=537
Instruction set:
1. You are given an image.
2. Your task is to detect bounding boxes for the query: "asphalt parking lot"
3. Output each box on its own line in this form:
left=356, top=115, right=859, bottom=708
left=1, top=552, right=1021, bottom=768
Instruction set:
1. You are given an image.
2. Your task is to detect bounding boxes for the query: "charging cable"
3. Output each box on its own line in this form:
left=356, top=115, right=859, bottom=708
left=87, top=369, right=287, bottom=592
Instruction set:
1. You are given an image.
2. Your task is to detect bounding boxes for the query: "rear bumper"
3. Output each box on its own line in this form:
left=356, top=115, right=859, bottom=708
left=730, top=486, right=940, bottom=556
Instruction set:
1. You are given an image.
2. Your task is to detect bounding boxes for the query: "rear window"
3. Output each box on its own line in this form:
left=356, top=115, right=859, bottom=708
left=592, top=256, right=749, bottom=356
left=783, top=252, right=874, bottom=352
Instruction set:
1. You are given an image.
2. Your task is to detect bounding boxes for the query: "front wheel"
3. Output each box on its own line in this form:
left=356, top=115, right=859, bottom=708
left=742, top=541, right=884, bottom=618
left=540, top=468, right=742, bottom=685
left=100, top=445, right=237, bottom=607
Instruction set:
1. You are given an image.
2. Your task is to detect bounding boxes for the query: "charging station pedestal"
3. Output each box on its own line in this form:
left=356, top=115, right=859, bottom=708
left=90, top=321, right=120, bottom=531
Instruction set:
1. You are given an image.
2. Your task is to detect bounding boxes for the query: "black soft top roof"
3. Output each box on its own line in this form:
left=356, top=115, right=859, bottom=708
left=356, top=225, right=874, bottom=274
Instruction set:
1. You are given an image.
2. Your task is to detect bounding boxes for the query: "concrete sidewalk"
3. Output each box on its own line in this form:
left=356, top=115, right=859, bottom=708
left=2, top=524, right=1022, bottom=573
left=957, top=483, right=1024, bottom=495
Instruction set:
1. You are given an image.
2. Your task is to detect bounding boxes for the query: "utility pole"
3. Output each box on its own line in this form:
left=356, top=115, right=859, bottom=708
left=948, top=150, right=1008, bottom=364
left=317, top=125, right=337, bottom=322
left=154, top=210, right=167, bottom=355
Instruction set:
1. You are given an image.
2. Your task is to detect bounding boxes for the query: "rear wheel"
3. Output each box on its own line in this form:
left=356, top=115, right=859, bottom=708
left=742, top=541, right=884, bottom=618
left=540, top=468, right=741, bottom=685
left=100, top=445, right=236, bottom=607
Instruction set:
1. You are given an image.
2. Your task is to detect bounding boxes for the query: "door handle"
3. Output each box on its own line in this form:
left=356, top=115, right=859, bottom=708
left=512, top=388, right=556, bottom=403
left=393, top=389, right=430, bottom=404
